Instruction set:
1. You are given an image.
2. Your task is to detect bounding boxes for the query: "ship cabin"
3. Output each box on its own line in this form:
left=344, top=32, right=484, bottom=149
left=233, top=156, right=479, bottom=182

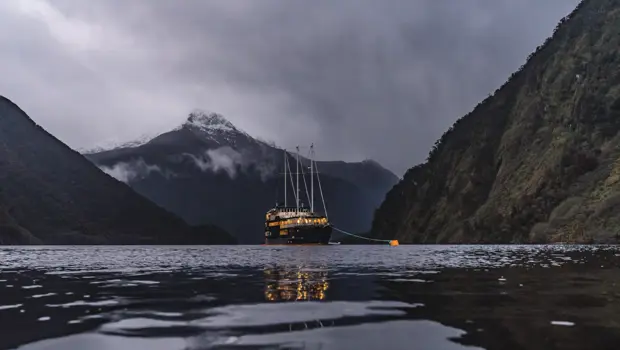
left=265, top=204, right=329, bottom=229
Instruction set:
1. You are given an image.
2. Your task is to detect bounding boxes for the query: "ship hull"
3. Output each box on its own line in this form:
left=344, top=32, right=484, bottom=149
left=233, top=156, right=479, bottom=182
left=265, top=225, right=332, bottom=245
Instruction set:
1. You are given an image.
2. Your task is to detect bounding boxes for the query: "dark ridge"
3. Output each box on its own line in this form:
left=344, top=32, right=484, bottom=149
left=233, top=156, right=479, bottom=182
left=0, top=95, right=235, bottom=244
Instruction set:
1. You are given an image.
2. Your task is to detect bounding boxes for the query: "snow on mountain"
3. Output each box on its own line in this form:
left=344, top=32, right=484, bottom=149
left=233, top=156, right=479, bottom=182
left=177, top=109, right=253, bottom=146
left=184, top=109, right=236, bottom=132
left=182, top=109, right=249, bottom=134
left=79, top=133, right=158, bottom=154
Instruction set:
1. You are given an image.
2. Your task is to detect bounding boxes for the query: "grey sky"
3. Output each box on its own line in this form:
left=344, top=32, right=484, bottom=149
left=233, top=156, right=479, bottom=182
left=0, top=0, right=579, bottom=175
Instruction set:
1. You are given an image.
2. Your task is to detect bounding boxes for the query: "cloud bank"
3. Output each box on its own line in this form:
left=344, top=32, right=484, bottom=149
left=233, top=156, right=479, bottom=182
left=0, top=0, right=580, bottom=175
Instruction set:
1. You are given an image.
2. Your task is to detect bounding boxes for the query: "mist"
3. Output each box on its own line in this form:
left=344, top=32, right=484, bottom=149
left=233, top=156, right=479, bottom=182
left=99, top=158, right=167, bottom=183
left=185, top=146, right=277, bottom=181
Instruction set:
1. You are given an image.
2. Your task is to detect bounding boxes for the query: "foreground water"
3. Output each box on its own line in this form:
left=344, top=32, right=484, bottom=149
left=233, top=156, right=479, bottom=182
left=1, top=245, right=619, bottom=349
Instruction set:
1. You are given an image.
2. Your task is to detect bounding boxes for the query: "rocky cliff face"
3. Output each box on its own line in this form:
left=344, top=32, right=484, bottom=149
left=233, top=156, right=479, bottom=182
left=372, top=0, right=620, bottom=244
left=0, top=96, right=235, bottom=244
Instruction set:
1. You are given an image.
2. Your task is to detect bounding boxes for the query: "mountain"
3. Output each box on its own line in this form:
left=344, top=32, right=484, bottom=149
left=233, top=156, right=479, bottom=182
left=371, top=0, right=620, bottom=244
left=0, top=96, right=235, bottom=244
left=85, top=110, right=398, bottom=244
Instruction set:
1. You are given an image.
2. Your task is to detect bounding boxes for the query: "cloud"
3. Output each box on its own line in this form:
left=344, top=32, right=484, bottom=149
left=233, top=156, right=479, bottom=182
left=186, top=147, right=241, bottom=178
left=0, top=0, right=581, bottom=175
left=185, top=146, right=277, bottom=181
left=99, top=158, right=166, bottom=183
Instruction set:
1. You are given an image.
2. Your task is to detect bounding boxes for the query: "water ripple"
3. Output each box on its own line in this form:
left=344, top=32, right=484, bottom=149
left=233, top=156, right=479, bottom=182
left=0, top=245, right=619, bottom=350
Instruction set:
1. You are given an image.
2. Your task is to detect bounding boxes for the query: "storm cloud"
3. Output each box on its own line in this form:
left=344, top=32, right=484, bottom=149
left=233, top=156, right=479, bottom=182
left=0, top=0, right=580, bottom=175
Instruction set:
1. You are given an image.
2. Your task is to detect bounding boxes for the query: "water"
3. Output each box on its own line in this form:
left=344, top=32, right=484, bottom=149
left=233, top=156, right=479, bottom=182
left=1, top=245, right=619, bottom=350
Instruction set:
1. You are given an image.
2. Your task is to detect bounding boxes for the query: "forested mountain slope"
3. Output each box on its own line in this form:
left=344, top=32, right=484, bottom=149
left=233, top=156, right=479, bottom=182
left=372, top=0, right=620, bottom=244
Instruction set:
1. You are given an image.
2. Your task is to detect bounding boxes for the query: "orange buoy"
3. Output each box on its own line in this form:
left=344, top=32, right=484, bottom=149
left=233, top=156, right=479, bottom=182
left=389, top=240, right=399, bottom=246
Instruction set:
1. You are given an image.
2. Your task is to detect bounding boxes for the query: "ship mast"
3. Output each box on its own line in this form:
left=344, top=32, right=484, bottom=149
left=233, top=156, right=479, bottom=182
left=313, top=152, right=329, bottom=221
left=296, top=145, right=300, bottom=212
left=283, top=149, right=287, bottom=207
left=281, top=145, right=320, bottom=214
left=310, top=144, right=314, bottom=213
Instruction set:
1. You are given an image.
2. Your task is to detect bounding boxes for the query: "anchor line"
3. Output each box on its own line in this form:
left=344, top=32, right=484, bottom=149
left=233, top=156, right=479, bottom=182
left=332, top=227, right=394, bottom=243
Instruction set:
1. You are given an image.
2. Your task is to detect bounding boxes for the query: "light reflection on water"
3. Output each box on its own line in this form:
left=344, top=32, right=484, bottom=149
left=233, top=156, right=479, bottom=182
left=263, top=266, right=330, bottom=302
left=0, top=245, right=619, bottom=350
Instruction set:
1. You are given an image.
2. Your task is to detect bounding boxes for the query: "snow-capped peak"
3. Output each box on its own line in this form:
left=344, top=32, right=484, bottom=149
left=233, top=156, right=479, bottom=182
left=184, top=109, right=237, bottom=133
left=179, top=109, right=253, bottom=146
left=80, top=109, right=251, bottom=154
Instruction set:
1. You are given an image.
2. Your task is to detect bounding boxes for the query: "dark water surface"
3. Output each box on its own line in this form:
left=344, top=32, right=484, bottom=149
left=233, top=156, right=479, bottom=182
left=1, top=245, right=620, bottom=350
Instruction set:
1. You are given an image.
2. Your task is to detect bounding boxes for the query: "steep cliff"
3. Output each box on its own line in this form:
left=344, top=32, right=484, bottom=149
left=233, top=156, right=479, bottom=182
left=0, top=96, right=235, bottom=244
left=372, top=0, right=620, bottom=244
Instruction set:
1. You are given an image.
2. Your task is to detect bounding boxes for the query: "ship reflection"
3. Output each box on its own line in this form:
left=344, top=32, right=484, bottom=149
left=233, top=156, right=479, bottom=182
left=264, top=266, right=330, bottom=302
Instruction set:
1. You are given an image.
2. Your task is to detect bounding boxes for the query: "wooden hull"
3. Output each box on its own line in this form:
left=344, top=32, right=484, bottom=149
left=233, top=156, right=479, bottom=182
left=265, top=225, right=332, bottom=245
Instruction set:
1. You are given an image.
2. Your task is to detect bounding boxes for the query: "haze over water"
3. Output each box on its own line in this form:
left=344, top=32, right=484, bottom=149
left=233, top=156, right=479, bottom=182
left=1, top=245, right=619, bottom=350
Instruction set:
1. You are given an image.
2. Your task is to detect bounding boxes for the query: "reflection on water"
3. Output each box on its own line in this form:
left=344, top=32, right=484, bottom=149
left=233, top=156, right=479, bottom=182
left=0, top=245, right=620, bottom=349
left=264, top=266, right=329, bottom=302
left=263, top=266, right=336, bottom=333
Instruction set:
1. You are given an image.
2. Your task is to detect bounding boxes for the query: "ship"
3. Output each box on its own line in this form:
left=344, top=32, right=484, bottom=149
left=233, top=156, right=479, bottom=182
left=264, top=144, right=333, bottom=244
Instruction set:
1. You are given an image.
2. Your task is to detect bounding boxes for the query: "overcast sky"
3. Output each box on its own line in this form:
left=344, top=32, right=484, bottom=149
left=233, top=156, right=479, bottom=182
left=0, top=0, right=579, bottom=175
